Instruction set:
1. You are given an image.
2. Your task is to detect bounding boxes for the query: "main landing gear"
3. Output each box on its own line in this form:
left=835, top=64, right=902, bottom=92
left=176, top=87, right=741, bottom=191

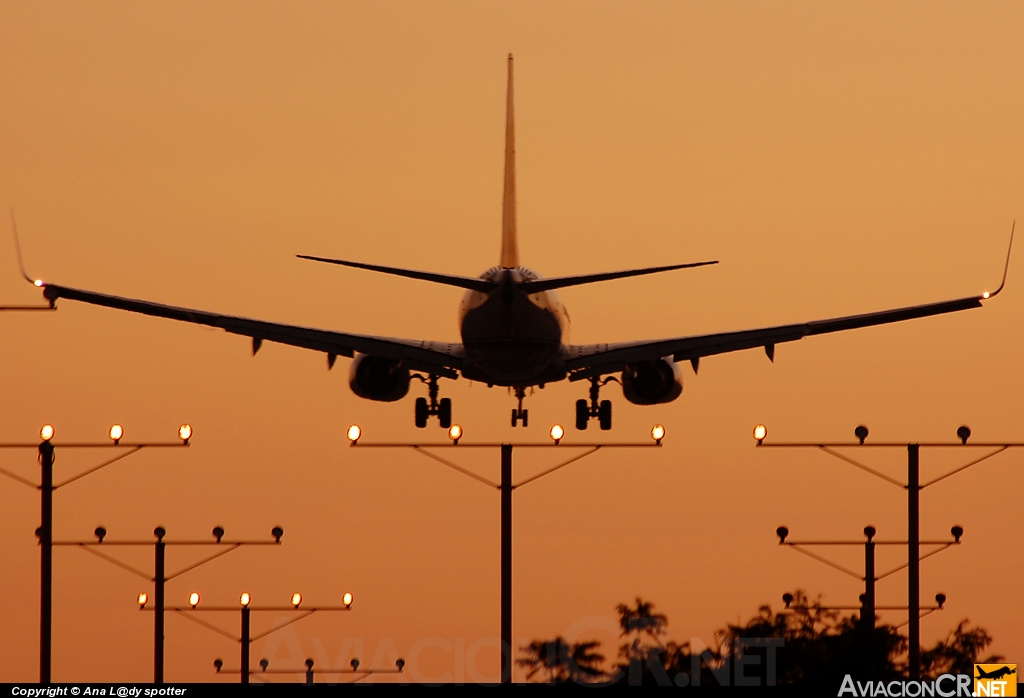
left=511, top=386, right=529, bottom=427
left=414, top=374, right=452, bottom=429
left=575, top=376, right=615, bottom=431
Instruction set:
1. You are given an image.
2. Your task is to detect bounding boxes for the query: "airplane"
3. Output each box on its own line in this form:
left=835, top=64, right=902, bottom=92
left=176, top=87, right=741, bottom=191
left=16, top=55, right=1013, bottom=431
left=976, top=666, right=1016, bottom=681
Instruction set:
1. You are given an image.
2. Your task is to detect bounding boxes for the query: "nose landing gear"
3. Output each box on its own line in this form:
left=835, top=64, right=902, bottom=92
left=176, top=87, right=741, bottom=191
left=511, top=386, right=529, bottom=427
left=575, top=376, right=616, bottom=431
left=413, top=374, right=452, bottom=429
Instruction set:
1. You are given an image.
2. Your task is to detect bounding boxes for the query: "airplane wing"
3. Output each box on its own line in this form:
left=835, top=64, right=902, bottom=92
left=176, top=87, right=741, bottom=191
left=566, top=226, right=1013, bottom=380
left=38, top=284, right=464, bottom=378
left=564, top=292, right=992, bottom=380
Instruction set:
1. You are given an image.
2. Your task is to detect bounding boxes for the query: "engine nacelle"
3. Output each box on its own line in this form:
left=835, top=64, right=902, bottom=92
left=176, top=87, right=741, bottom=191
left=348, top=354, right=410, bottom=402
left=621, top=358, right=683, bottom=405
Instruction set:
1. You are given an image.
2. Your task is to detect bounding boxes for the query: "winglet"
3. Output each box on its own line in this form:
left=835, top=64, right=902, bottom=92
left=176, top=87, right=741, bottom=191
left=9, top=209, right=41, bottom=286
left=499, top=54, right=519, bottom=268
left=984, top=220, right=1014, bottom=299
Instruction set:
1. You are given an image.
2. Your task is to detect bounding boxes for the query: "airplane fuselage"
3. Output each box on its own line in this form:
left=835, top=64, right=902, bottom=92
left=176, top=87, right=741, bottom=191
left=459, top=266, right=569, bottom=386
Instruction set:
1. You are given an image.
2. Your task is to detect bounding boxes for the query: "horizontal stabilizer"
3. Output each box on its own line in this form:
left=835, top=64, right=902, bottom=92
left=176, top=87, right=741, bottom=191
left=297, top=255, right=496, bottom=293
left=518, top=260, right=718, bottom=293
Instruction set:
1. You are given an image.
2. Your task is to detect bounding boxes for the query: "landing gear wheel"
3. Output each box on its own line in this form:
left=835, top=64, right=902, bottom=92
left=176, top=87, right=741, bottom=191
left=438, top=398, right=452, bottom=429
left=511, top=409, right=519, bottom=427
left=521, top=409, right=528, bottom=427
left=598, top=400, right=612, bottom=431
left=575, top=399, right=589, bottom=431
left=415, top=397, right=429, bottom=428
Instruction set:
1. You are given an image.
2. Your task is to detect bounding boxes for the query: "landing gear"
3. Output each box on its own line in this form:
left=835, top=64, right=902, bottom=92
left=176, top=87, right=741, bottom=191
left=413, top=374, right=453, bottom=429
left=575, top=399, right=588, bottom=430
left=511, top=386, right=529, bottom=427
left=575, top=377, right=616, bottom=431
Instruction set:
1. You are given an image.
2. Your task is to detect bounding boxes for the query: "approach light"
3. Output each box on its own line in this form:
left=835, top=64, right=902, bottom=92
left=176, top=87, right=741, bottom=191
left=94, top=526, right=107, bottom=543
left=855, top=425, right=869, bottom=444
left=951, top=525, right=963, bottom=543
left=137, top=592, right=148, bottom=608
left=108, top=424, right=123, bottom=444
left=753, top=424, right=767, bottom=444
left=40, top=424, right=54, bottom=442
left=549, top=424, right=564, bottom=444
left=957, top=425, right=971, bottom=444
left=347, top=424, right=361, bottom=445
left=214, top=659, right=223, bottom=673
left=240, top=592, right=251, bottom=607
left=782, top=593, right=794, bottom=609
left=776, top=526, right=789, bottom=544
left=212, top=526, right=224, bottom=543
left=291, top=592, right=302, bottom=608
left=935, top=593, right=946, bottom=609
left=651, top=424, right=665, bottom=444
left=189, top=592, right=200, bottom=608
left=271, top=526, right=284, bottom=543
left=350, top=658, right=360, bottom=671
left=342, top=592, right=353, bottom=608
left=864, top=526, right=876, bottom=542
left=259, top=659, right=269, bottom=672
left=448, top=424, right=463, bottom=445
left=178, top=424, right=192, bottom=444
left=396, top=658, right=405, bottom=671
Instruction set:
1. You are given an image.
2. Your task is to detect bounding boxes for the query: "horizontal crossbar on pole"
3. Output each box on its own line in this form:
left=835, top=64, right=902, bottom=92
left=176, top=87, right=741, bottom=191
left=783, top=540, right=955, bottom=546
left=52, top=540, right=279, bottom=546
left=758, top=442, right=1024, bottom=449
left=352, top=442, right=661, bottom=449
left=0, top=442, right=188, bottom=449
left=150, top=606, right=352, bottom=612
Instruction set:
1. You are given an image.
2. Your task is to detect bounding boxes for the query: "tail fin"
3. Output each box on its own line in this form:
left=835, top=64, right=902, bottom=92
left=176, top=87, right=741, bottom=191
left=500, top=54, right=519, bottom=268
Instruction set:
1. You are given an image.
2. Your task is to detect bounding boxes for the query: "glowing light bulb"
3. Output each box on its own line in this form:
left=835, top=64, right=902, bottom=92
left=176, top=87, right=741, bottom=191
left=291, top=592, right=302, bottom=608
left=137, top=592, right=148, bottom=607
left=753, top=424, right=768, bottom=443
left=342, top=592, right=353, bottom=607
left=189, top=592, right=200, bottom=608
left=109, top=424, right=123, bottom=444
left=178, top=424, right=192, bottom=443
left=448, top=425, right=462, bottom=444
left=549, top=424, right=564, bottom=444
left=240, top=592, right=251, bottom=607
left=651, top=424, right=665, bottom=444
left=347, top=425, right=361, bottom=444
left=40, top=424, right=54, bottom=442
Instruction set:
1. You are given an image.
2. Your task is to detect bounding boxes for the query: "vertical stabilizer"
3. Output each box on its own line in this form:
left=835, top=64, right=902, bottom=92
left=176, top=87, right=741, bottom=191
left=500, top=54, right=519, bottom=268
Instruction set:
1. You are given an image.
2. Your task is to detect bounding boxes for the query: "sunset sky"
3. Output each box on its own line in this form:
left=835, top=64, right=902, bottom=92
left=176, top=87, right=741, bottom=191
left=1, top=1, right=1022, bottom=683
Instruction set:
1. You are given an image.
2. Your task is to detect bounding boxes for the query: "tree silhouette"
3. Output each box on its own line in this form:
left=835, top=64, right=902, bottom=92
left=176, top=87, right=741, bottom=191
left=519, top=591, right=999, bottom=685
left=919, top=621, right=1001, bottom=678
left=516, top=636, right=605, bottom=683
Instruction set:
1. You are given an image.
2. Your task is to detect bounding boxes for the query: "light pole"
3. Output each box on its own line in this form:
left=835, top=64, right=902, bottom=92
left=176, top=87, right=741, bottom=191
left=779, top=591, right=947, bottom=628
left=56, top=525, right=284, bottom=683
left=774, top=525, right=959, bottom=630
left=0, top=423, right=191, bottom=684
left=754, top=423, right=1024, bottom=678
left=348, top=422, right=666, bottom=684
left=150, top=592, right=359, bottom=683
left=167, top=589, right=391, bottom=683
left=215, top=656, right=406, bottom=684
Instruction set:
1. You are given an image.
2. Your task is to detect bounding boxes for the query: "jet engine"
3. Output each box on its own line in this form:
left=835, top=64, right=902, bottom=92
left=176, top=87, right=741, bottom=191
left=621, top=358, right=683, bottom=405
left=348, top=354, right=411, bottom=402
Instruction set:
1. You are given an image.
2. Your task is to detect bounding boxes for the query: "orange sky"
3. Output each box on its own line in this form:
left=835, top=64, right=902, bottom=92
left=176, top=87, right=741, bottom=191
left=1, top=1, right=1022, bottom=683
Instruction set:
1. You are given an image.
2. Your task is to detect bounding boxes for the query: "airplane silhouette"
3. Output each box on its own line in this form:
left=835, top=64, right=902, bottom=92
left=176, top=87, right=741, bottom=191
left=18, top=55, right=1014, bottom=430
left=976, top=666, right=1017, bottom=681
